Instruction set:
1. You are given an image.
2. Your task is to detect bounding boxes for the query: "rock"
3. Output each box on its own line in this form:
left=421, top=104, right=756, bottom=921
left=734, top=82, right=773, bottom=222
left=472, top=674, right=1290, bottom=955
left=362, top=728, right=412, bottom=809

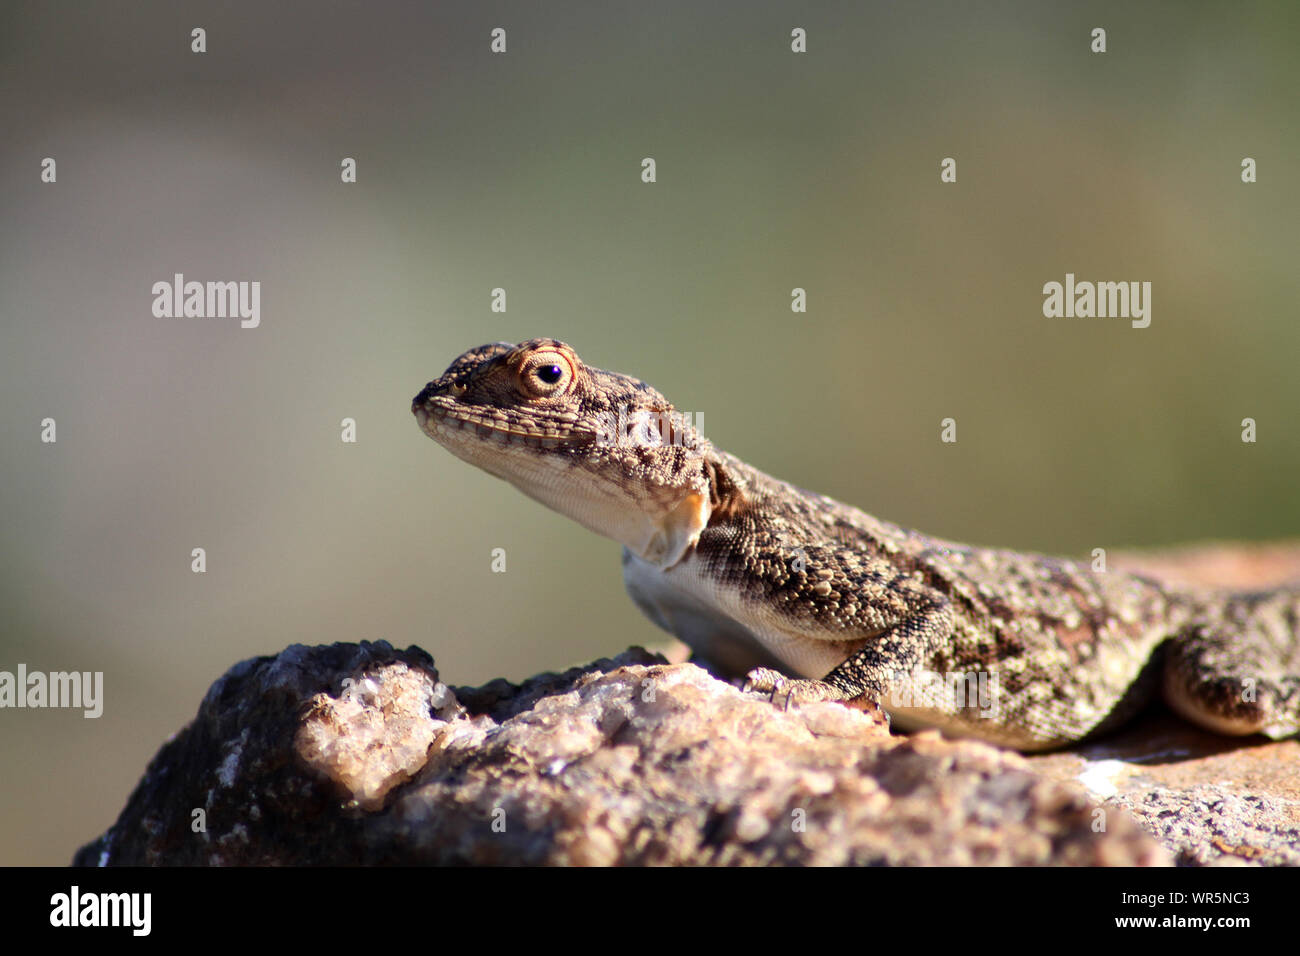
left=1113, top=540, right=1300, bottom=591
left=1026, top=709, right=1300, bottom=866
left=74, top=641, right=1166, bottom=866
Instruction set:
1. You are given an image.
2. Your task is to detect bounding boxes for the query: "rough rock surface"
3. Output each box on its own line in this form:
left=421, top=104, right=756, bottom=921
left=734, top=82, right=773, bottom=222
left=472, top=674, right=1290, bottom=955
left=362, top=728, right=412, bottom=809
left=75, top=642, right=1167, bottom=866
left=1026, top=710, right=1300, bottom=866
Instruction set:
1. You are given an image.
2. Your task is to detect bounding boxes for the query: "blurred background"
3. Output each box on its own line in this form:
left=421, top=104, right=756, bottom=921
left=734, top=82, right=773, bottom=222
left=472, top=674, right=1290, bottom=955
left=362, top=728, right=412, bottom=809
left=2, top=1, right=1298, bottom=865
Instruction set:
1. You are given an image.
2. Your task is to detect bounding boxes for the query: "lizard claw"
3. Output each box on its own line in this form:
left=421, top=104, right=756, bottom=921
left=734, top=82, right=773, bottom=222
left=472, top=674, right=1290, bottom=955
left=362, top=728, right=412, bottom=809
left=744, top=668, right=847, bottom=710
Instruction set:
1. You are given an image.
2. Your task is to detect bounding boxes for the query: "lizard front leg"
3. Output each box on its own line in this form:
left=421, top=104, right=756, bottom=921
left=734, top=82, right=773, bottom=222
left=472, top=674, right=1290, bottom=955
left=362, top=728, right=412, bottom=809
left=745, top=597, right=956, bottom=710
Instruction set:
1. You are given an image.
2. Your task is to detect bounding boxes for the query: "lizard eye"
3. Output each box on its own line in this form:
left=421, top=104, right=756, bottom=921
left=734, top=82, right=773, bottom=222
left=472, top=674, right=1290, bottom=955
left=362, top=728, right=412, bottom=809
left=520, top=351, right=575, bottom=397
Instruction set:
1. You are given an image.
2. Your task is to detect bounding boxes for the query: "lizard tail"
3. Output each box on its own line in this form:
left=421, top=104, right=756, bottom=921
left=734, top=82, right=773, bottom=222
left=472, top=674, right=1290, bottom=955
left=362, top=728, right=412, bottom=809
left=1162, top=592, right=1300, bottom=739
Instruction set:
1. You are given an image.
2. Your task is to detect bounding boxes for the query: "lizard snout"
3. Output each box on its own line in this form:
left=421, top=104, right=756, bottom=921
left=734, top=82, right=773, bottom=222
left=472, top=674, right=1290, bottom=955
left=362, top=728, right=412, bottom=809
left=411, top=383, right=439, bottom=425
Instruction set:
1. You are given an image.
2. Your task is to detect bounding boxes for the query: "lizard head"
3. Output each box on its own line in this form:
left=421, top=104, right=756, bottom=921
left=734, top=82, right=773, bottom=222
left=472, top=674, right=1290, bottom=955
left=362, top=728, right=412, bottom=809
left=413, top=338, right=736, bottom=567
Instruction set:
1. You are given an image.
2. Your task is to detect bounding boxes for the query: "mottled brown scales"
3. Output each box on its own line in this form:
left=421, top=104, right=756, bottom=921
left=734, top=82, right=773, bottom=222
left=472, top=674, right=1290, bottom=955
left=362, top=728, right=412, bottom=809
left=413, top=339, right=1300, bottom=751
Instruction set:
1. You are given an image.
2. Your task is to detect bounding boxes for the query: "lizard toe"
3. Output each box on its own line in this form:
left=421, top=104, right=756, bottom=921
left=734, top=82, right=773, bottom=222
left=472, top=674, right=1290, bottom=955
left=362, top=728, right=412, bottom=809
left=742, top=667, right=787, bottom=695
left=757, top=675, right=849, bottom=709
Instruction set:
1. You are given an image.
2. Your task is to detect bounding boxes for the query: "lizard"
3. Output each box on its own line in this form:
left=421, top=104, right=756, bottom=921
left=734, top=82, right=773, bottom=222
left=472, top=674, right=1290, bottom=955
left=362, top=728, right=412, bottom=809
left=411, top=338, right=1300, bottom=751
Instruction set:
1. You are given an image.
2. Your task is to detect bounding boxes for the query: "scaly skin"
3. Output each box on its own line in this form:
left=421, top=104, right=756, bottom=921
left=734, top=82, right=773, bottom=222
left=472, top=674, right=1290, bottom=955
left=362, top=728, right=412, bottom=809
left=413, top=339, right=1300, bottom=751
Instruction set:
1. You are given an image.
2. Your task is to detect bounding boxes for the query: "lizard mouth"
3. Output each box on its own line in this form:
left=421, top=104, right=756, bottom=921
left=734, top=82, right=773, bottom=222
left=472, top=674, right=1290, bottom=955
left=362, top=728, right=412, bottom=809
left=412, top=390, right=585, bottom=450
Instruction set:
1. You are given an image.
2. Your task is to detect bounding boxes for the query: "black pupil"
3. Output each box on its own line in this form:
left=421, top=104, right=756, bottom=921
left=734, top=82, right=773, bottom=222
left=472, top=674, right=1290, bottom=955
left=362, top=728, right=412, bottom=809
left=537, top=364, right=563, bottom=384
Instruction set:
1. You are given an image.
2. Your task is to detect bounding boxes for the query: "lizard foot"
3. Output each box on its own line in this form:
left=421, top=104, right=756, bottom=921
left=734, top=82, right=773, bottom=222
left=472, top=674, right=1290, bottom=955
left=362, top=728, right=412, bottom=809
left=743, top=668, right=850, bottom=710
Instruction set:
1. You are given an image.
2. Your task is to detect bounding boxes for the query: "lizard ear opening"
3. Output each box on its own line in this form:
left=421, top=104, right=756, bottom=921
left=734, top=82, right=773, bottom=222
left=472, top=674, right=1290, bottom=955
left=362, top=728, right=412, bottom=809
left=704, top=458, right=747, bottom=523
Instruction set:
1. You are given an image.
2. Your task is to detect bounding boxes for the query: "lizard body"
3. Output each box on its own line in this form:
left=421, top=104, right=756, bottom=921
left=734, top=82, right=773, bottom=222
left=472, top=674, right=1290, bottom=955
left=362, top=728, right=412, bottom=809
left=413, top=339, right=1300, bottom=751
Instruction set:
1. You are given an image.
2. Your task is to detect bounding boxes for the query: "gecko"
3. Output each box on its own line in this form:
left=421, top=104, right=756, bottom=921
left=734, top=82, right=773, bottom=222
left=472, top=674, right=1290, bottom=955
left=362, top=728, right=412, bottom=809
left=412, top=338, right=1300, bottom=751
